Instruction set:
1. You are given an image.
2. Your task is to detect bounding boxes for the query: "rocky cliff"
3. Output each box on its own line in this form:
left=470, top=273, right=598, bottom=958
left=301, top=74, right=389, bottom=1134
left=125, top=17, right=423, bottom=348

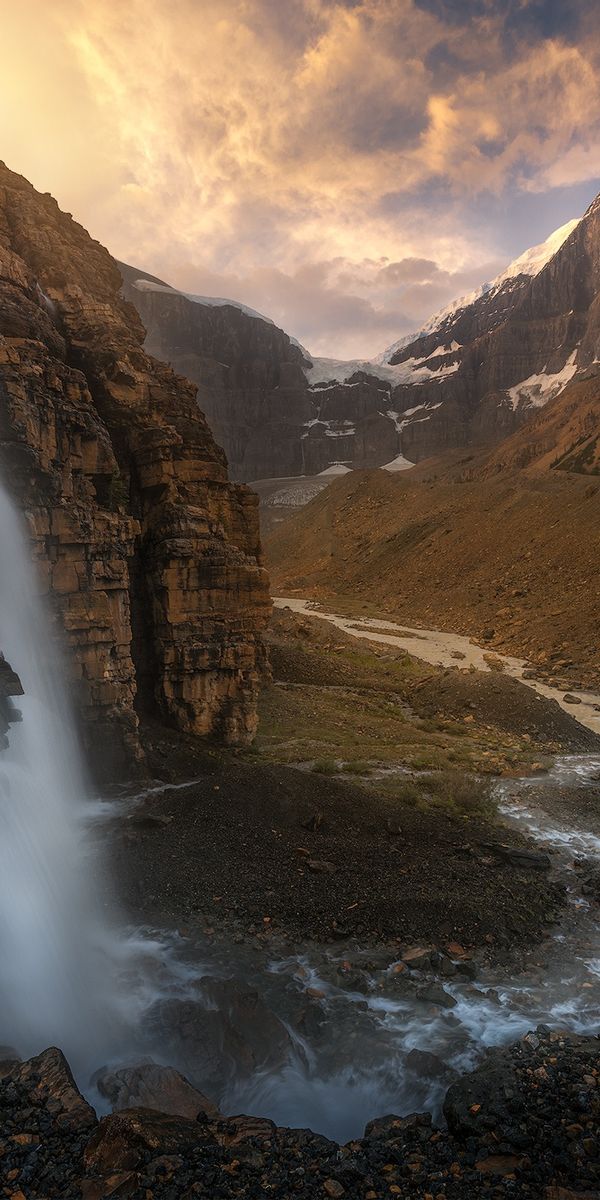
left=0, top=164, right=271, bottom=776
left=119, top=265, right=313, bottom=482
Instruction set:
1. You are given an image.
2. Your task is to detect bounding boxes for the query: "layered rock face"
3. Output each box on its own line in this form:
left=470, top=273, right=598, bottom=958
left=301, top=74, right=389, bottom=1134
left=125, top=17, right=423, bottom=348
left=0, top=164, right=270, bottom=775
left=347, top=203, right=600, bottom=466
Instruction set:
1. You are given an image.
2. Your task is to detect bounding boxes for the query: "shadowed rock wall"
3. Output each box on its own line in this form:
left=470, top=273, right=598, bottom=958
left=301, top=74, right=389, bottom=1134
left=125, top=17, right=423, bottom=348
left=0, top=164, right=271, bottom=776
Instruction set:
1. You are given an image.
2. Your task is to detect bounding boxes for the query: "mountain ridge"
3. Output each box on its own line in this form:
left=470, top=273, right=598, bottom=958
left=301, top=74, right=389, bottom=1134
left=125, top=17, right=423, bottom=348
left=121, top=193, right=600, bottom=482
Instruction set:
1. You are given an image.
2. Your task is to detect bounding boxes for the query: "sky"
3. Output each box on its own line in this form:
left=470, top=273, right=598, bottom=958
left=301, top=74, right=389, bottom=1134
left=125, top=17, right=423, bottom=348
left=2, top=0, right=600, bottom=358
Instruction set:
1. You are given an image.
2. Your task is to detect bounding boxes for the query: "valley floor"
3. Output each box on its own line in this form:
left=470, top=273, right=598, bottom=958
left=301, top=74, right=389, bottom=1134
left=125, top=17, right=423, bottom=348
left=265, top=467, right=600, bottom=692
left=112, top=608, right=598, bottom=962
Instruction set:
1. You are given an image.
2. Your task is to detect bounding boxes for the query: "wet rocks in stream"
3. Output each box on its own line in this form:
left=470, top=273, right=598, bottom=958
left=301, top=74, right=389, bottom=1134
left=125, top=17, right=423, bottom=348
left=142, top=979, right=295, bottom=1099
left=2, top=1030, right=600, bottom=1197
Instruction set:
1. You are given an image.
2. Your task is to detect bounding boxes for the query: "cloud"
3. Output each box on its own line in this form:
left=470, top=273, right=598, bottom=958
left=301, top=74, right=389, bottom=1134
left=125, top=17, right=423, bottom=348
left=2, top=0, right=600, bottom=356
left=379, top=258, right=442, bottom=284
left=158, top=252, right=507, bottom=359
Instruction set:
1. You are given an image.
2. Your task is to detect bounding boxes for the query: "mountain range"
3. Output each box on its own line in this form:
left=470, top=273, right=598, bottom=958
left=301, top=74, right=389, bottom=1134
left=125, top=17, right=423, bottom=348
left=121, top=203, right=600, bottom=482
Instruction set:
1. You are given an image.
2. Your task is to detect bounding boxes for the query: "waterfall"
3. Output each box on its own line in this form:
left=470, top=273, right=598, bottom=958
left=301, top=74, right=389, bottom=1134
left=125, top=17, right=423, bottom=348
left=0, top=481, right=120, bottom=1072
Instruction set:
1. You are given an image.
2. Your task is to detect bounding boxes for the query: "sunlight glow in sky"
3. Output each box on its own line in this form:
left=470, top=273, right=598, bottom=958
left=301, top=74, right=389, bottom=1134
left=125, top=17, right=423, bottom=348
left=3, top=0, right=600, bottom=356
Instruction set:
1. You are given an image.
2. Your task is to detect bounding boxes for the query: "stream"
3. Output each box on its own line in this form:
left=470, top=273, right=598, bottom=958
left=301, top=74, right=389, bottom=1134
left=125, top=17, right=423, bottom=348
left=273, top=596, right=600, bottom=736
left=87, top=752, right=600, bottom=1143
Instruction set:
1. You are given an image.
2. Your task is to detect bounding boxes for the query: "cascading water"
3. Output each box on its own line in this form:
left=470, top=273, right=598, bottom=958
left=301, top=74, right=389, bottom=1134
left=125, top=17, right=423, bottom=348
left=0, top=480, right=122, bottom=1072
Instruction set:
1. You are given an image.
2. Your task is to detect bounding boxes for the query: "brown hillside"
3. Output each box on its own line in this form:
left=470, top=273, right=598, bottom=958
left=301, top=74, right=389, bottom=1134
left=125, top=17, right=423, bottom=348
left=266, top=468, right=600, bottom=688
left=484, top=373, right=600, bottom=474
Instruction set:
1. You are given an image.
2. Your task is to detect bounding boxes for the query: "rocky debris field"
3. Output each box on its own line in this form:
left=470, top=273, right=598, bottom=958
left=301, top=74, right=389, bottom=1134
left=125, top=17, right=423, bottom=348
left=110, top=721, right=566, bottom=961
left=266, top=609, right=598, bottom=759
left=412, top=669, right=599, bottom=752
left=2, top=1031, right=600, bottom=1198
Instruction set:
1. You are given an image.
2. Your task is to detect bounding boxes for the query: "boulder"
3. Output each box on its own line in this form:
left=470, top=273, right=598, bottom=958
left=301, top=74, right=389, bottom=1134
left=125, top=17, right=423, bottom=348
left=416, top=982, right=457, bottom=1009
left=144, top=979, right=295, bottom=1096
left=12, top=1046, right=97, bottom=1131
left=84, top=1108, right=203, bottom=1174
left=95, top=1061, right=219, bottom=1120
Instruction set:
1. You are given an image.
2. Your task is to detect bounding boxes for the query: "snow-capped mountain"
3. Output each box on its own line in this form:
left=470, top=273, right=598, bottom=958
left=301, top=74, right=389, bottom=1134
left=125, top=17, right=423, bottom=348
left=120, top=199, right=599, bottom=481
left=376, top=219, right=579, bottom=367
left=131, top=275, right=279, bottom=327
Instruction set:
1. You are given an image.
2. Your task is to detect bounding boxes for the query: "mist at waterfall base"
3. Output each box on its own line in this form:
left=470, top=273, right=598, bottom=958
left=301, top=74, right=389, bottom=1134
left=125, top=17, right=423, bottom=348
left=3, top=481, right=600, bottom=1142
left=0, top=481, right=131, bottom=1072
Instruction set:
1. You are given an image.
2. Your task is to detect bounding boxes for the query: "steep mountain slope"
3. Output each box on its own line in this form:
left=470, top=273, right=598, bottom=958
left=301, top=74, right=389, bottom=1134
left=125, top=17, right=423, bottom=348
left=377, top=220, right=579, bottom=366
left=123, top=211, right=598, bottom=480
left=485, top=372, right=600, bottom=474
left=0, top=163, right=270, bottom=775
left=267, top=251, right=600, bottom=685
left=119, top=263, right=312, bottom=481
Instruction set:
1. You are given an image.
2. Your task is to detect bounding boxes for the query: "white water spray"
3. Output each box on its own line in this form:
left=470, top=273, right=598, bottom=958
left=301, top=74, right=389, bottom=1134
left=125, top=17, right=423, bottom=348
left=0, top=482, right=121, bottom=1071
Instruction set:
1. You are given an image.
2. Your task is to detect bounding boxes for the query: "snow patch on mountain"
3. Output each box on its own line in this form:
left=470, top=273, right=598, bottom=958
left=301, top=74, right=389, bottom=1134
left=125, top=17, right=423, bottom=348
left=318, top=463, right=353, bottom=475
left=377, top=219, right=580, bottom=366
left=492, top=220, right=580, bottom=289
left=304, top=356, right=407, bottom=386
left=507, top=349, right=579, bottom=410
left=380, top=453, right=416, bottom=472
left=301, top=419, right=356, bottom=440
left=304, top=347, right=460, bottom=388
left=132, top=278, right=277, bottom=327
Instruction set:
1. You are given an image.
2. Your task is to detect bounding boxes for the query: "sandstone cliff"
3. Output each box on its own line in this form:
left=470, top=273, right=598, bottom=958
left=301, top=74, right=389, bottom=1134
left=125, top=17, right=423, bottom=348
left=0, top=164, right=271, bottom=775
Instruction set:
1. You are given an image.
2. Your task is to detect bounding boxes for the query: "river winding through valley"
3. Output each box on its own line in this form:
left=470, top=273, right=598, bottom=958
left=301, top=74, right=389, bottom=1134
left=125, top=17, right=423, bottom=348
left=1, top=482, right=600, bottom=1144
left=273, top=596, right=600, bottom=736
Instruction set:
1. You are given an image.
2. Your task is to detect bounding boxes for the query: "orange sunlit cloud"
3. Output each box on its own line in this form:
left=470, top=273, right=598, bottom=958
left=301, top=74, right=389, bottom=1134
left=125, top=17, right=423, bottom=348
left=3, top=0, right=600, bottom=356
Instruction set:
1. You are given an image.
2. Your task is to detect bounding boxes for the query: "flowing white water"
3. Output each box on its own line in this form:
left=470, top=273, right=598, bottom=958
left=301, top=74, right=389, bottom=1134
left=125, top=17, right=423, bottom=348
left=0, top=482, right=127, bottom=1072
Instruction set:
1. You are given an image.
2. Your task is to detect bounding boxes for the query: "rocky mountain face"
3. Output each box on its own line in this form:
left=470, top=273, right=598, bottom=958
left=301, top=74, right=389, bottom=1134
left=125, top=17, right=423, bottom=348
left=0, top=164, right=270, bottom=777
left=119, top=265, right=313, bottom=481
left=485, top=372, right=600, bottom=474
left=123, top=211, right=600, bottom=481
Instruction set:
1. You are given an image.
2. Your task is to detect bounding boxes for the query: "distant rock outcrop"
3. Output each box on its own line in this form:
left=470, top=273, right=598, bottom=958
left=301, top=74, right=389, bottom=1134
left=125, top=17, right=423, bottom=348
left=0, top=163, right=271, bottom=776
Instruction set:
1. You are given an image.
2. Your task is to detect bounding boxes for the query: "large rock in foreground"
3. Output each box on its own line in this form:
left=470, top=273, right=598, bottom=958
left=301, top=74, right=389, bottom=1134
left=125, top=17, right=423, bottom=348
left=95, top=1061, right=218, bottom=1120
left=0, top=163, right=271, bottom=775
left=2, top=1033, right=600, bottom=1197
